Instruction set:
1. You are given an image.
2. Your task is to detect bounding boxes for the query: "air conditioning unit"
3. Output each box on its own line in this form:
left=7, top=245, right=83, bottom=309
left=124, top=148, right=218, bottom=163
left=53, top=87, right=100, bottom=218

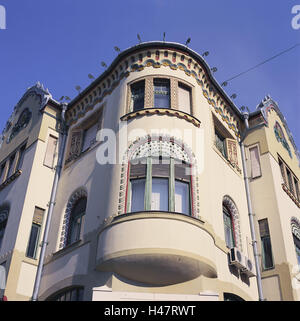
left=241, top=257, right=256, bottom=277
left=229, top=247, right=246, bottom=270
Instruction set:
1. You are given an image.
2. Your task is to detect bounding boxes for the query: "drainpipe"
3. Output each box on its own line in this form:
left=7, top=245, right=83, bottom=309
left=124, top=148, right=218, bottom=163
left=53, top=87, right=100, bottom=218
left=239, top=111, right=264, bottom=301
left=32, top=103, right=68, bottom=301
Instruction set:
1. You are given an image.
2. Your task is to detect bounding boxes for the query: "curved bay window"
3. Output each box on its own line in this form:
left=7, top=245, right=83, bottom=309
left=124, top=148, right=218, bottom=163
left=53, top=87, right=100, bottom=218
left=223, top=205, right=235, bottom=249
left=127, top=157, right=191, bottom=215
left=66, top=197, right=87, bottom=246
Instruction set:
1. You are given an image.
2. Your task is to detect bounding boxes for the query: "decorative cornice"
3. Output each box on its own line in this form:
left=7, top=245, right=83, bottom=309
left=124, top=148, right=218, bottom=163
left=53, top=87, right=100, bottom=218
left=0, top=82, right=53, bottom=149
left=257, top=95, right=300, bottom=166
left=66, top=49, right=240, bottom=137
left=120, top=108, right=201, bottom=128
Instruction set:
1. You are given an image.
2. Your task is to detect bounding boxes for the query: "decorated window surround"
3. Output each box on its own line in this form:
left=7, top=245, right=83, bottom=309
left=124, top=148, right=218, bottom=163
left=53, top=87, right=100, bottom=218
left=274, top=121, right=292, bottom=158
left=223, top=195, right=242, bottom=252
left=59, top=188, right=87, bottom=250
left=279, top=155, right=300, bottom=207
left=117, top=134, right=200, bottom=220
left=126, top=75, right=195, bottom=116
left=212, top=113, right=241, bottom=174
left=64, top=106, right=104, bottom=167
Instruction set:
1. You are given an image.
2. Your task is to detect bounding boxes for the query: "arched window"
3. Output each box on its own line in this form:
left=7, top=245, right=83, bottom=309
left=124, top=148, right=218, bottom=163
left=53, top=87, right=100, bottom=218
left=223, top=205, right=235, bottom=249
left=60, top=189, right=87, bottom=249
left=224, top=292, right=245, bottom=301
left=66, top=197, right=87, bottom=246
left=291, top=218, right=300, bottom=266
left=47, top=286, right=84, bottom=301
left=0, top=208, right=9, bottom=250
left=222, top=196, right=242, bottom=250
left=118, top=135, right=200, bottom=219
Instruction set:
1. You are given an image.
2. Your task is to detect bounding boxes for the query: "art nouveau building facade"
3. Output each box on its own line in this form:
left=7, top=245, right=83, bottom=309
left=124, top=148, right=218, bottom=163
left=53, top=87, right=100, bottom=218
left=0, top=42, right=299, bottom=301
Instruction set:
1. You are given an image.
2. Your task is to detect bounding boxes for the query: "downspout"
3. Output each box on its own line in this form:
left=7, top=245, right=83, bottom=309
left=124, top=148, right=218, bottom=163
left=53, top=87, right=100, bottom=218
left=32, top=102, right=68, bottom=301
left=239, top=111, right=264, bottom=301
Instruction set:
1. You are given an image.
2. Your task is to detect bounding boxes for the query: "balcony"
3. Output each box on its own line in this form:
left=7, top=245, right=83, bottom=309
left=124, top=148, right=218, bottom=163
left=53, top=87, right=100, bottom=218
left=96, top=212, right=217, bottom=285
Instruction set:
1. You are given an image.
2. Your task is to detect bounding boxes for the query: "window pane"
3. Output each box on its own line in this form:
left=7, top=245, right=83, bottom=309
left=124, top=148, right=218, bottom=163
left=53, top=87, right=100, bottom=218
left=215, top=131, right=227, bottom=158
left=249, top=146, right=261, bottom=178
left=178, top=83, right=191, bottom=114
left=131, top=81, right=145, bottom=111
left=26, top=224, right=40, bottom=258
left=0, top=164, right=5, bottom=184
left=154, top=79, right=170, bottom=108
left=261, top=236, right=274, bottom=269
left=44, top=136, right=57, bottom=168
left=151, top=178, right=169, bottom=211
left=68, top=216, right=82, bottom=244
left=223, top=207, right=235, bottom=248
left=130, top=179, right=145, bottom=212
left=82, top=123, right=98, bottom=152
left=67, top=198, right=86, bottom=245
left=17, top=145, right=26, bottom=170
left=175, top=180, right=190, bottom=215
left=7, top=154, right=16, bottom=178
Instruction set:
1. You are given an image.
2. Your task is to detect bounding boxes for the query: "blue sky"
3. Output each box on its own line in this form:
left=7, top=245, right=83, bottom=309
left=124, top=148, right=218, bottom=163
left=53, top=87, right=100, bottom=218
left=0, top=1, right=299, bottom=151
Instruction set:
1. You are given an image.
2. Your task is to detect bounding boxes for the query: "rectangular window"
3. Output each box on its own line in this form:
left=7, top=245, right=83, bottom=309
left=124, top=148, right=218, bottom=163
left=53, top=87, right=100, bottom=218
left=0, top=163, right=6, bottom=184
left=278, top=158, right=287, bottom=184
left=81, top=123, right=98, bottom=153
left=215, top=130, right=227, bottom=158
left=258, top=219, right=274, bottom=270
left=131, top=80, right=145, bottom=111
left=178, top=83, right=191, bottom=114
left=44, top=135, right=58, bottom=168
left=286, top=168, right=294, bottom=194
left=7, top=153, right=16, bottom=178
left=26, top=207, right=45, bottom=259
left=154, top=78, right=170, bottom=108
left=130, top=178, right=146, bottom=212
left=16, top=145, right=26, bottom=170
left=151, top=178, right=169, bottom=211
left=175, top=180, right=190, bottom=215
left=249, top=146, right=262, bottom=178
left=294, top=178, right=300, bottom=201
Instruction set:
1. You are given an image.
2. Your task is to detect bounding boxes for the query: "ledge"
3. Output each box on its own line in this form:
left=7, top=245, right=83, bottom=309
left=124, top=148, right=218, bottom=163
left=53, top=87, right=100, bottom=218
left=0, top=170, right=22, bottom=191
left=120, top=108, right=201, bottom=128
left=282, top=183, right=300, bottom=208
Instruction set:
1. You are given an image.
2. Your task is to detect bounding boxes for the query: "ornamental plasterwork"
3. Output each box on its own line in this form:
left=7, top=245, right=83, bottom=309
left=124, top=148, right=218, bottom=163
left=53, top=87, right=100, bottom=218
left=59, top=188, right=87, bottom=249
left=6, top=108, right=32, bottom=143
left=117, top=134, right=200, bottom=219
left=257, top=95, right=300, bottom=166
left=0, top=82, right=52, bottom=148
left=291, top=218, right=300, bottom=240
left=274, top=121, right=292, bottom=158
left=66, top=49, right=241, bottom=138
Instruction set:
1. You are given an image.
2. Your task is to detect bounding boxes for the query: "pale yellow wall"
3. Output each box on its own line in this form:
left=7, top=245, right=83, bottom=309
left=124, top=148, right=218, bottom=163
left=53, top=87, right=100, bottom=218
left=245, top=106, right=300, bottom=301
